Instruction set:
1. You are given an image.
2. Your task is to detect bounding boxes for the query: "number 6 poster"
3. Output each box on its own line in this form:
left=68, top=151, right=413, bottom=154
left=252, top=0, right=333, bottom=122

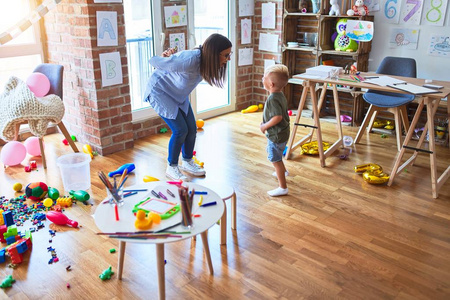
left=400, top=0, right=424, bottom=25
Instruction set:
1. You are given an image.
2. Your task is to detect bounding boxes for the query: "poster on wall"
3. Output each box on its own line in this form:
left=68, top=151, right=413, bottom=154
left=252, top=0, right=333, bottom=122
left=400, top=0, right=424, bottom=25
left=99, top=52, right=123, bottom=87
left=381, top=0, right=401, bottom=24
left=259, top=33, right=279, bottom=53
left=364, top=0, right=380, bottom=12
left=264, top=59, right=276, bottom=71
left=421, top=0, right=448, bottom=26
left=427, top=35, right=450, bottom=58
left=262, top=2, right=276, bottom=29
left=238, top=48, right=253, bottom=66
left=94, top=0, right=122, bottom=3
left=164, top=5, right=187, bottom=28
left=389, top=28, right=419, bottom=49
left=239, top=0, right=254, bottom=17
left=169, top=33, right=186, bottom=51
left=97, top=11, right=118, bottom=47
left=346, top=20, right=374, bottom=42
left=241, top=19, right=252, bottom=44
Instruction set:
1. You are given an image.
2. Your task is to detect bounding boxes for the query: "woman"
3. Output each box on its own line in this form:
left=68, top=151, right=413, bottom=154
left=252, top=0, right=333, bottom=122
left=144, top=33, right=232, bottom=181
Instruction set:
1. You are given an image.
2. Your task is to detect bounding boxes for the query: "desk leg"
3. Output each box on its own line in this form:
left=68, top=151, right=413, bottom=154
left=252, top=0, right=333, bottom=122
left=200, top=231, right=214, bottom=275
left=220, top=201, right=227, bottom=245
left=156, top=244, right=165, bottom=300
left=426, top=98, right=439, bottom=198
left=309, top=84, right=325, bottom=167
left=117, top=241, right=126, bottom=280
left=285, top=84, right=309, bottom=159
left=332, top=85, right=344, bottom=143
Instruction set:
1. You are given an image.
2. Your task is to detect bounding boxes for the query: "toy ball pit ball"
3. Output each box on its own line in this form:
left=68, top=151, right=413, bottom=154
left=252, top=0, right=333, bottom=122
left=13, top=183, right=23, bottom=192
left=196, top=119, right=205, bottom=129
left=24, top=136, right=42, bottom=156
left=288, top=110, right=293, bottom=116
left=1, top=141, right=27, bottom=166
left=26, top=72, right=50, bottom=97
left=25, top=182, right=48, bottom=201
left=43, top=198, right=53, bottom=208
left=258, top=104, right=263, bottom=109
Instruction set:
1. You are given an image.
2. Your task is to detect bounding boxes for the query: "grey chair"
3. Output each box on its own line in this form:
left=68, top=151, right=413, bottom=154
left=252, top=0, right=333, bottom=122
left=355, top=57, right=417, bottom=151
left=13, top=64, right=78, bottom=168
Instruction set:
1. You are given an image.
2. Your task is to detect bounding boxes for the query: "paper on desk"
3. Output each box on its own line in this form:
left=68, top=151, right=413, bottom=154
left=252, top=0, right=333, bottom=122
left=364, top=76, right=406, bottom=87
left=293, top=73, right=325, bottom=79
left=387, top=83, right=442, bottom=95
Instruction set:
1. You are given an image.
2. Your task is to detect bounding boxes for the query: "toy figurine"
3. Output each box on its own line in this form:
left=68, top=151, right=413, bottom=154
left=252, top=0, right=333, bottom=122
left=347, top=0, right=369, bottom=16
left=69, top=190, right=90, bottom=202
left=46, top=211, right=79, bottom=228
left=0, top=275, right=15, bottom=288
left=329, top=0, right=340, bottom=16
left=99, top=266, right=114, bottom=280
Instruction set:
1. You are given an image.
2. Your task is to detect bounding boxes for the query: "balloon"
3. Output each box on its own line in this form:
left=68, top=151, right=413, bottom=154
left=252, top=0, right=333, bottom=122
left=26, top=72, right=50, bottom=97
left=363, top=170, right=390, bottom=184
left=83, top=144, right=94, bottom=158
left=300, top=141, right=330, bottom=155
left=1, top=141, right=26, bottom=166
left=24, top=136, right=42, bottom=156
left=354, top=163, right=382, bottom=173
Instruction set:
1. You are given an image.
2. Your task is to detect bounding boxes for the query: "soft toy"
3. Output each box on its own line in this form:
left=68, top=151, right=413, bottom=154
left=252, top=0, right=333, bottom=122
left=299, top=0, right=308, bottom=13
left=347, top=0, right=369, bottom=16
left=329, top=0, right=340, bottom=16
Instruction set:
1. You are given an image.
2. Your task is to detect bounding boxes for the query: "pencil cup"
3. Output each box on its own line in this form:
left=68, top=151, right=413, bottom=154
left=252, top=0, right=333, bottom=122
left=180, top=200, right=194, bottom=230
left=107, top=187, right=124, bottom=207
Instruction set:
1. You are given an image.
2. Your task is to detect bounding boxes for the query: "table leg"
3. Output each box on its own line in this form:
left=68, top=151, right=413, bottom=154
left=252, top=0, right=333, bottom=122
left=285, top=84, right=309, bottom=159
left=332, top=84, right=344, bottom=143
left=220, top=201, right=227, bottom=245
left=156, top=244, right=165, bottom=300
left=309, top=84, right=325, bottom=167
left=231, top=192, right=237, bottom=230
left=117, top=241, right=126, bottom=280
left=200, top=231, right=214, bottom=275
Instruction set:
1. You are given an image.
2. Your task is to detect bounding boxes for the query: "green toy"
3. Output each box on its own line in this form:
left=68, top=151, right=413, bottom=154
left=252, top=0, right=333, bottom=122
left=99, top=266, right=114, bottom=281
left=159, top=127, right=168, bottom=133
left=132, top=197, right=180, bottom=220
left=48, top=187, right=60, bottom=200
left=334, top=19, right=358, bottom=52
left=69, top=190, right=90, bottom=202
left=0, top=275, right=15, bottom=288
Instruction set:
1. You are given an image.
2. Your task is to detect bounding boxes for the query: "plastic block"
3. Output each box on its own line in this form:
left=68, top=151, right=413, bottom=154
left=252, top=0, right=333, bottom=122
left=2, top=211, right=14, bottom=227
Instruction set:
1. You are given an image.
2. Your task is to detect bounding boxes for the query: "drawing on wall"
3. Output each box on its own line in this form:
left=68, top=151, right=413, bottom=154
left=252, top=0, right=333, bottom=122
left=264, top=59, right=276, bottom=71
left=400, top=0, right=424, bottom=25
left=428, top=35, right=450, bottom=57
left=238, top=48, right=253, bottom=66
left=97, top=11, right=118, bottom=47
left=241, top=19, right=252, bottom=45
left=259, top=33, right=279, bottom=53
left=382, top=0, right=401, bottom=24
left=169, top=33, right=186, bottom=51
left=346, top=20, right=374, bottom=42
left=94, top=0, right=122, bottom=3
left=389, top=28, right=419, bottom=49
left=239, top=0, right=254, bottom=17
left=364, top=0, right=380, bottom=12
left=262, top=2, right=276, bottom=29
left=421, top=0, right=448, bottom=26
left=99, top=52, right=123, bottom=87
left=164, top=5, right=187, bottom=28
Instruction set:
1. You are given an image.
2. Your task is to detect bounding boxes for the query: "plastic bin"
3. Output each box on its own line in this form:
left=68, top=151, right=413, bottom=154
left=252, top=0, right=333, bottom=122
left=57, top=153, right=91, bottom=192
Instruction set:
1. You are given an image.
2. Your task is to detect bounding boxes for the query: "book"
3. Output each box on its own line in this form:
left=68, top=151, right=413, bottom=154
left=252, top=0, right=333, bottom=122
left=387, top=83, right=442, bottom=95
left=304, top=65, right=343, bottom=78
left=364, top=76, right=406, bottom=87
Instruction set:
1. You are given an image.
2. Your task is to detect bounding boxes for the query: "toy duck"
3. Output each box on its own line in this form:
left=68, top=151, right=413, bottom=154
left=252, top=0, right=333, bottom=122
left=134, top=210, right=153, bottom=230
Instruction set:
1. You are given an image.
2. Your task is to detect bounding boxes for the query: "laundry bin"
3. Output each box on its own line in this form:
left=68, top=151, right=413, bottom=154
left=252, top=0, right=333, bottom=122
left=57, top=153, right=92, bottom=192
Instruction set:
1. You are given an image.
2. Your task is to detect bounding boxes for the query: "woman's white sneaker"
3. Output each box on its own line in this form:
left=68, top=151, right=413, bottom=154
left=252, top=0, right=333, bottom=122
left=179, top=159, right=206, bottom=176
left=166, top=165, right=188, bottom=181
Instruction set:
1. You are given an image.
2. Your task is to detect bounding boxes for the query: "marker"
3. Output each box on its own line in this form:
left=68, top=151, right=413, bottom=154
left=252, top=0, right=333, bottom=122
left=200, top=201, right=217, bottom=207
left=114, top=204, right=119, bottom=221
left=338, top=78, right=357, bottom=83
left=151, top=190, right=161, bottom=198
left=193, top=191, right=208, bottom=195
left=123, top=191, right=137, bottom=198
left=158, top=191, right=168, bottom=200
left=166, top=189, right=175, bottom=197
left=124, top=189, right=148, bottom=192
left=198, top=195, right=203, bottom=206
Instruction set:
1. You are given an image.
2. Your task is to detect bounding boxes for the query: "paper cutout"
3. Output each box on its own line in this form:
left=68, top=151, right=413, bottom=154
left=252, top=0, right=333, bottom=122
left=382, top=0, right=401, bottom=24
left=238, top=48, right=253, bottom=66
left=169, top=33, right=186, bottom=51
left=262, top=2, right=276, bottom=29
left=364, top=0, right=380, bottom=12
left=346, top=20, right=374, bottom=42
left=97, top=11, right=118, bottom=47
left=421, top=0, right=448, bottom=26
left=164, top=5, right=187, bottom=28
left=428, top=35, right=450, bottom=58
left=239, top=0, right=254, bottom=17
left=400, top=0, right=424, bottom=25
left=100, top=52, right=123, bottom=87
left=241, top=19, right=252, bottom=45
left=389, top=28, right=419, bottom=49
left=259, top=33, right=279, bottom=53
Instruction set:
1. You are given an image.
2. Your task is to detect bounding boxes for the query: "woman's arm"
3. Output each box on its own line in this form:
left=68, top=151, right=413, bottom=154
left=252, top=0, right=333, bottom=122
left=150, top=50, right=199, bottom=73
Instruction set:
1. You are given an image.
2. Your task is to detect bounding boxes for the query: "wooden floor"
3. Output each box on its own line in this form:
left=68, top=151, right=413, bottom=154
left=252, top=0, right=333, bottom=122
left=1, top=111, right=449, bottom=299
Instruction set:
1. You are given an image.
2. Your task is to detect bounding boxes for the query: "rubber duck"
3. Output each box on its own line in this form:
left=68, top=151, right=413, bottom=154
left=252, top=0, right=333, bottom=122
left=134, top=210, right=153, bottom=230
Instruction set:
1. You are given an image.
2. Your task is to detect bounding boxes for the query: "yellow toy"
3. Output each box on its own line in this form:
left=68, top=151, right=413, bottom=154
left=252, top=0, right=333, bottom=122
left=135, top=210, right=153, bottom=230
left=354, top=163, right=382, bottom=173
left=143, top=175, right=160, bottom=182
left=193, top=156, right=204, bottom=168
left=241, top=105, right=259, bottom=113
left=13, top=183, right=23, bottom=192
left=56, top=197, right=73, bottom=207
left=363, top=170, right=390, bottom=184
left=300, top=141, right=330, bottom=155
left=82, top=144, right=94, bottom=158
left=196, top=119, right=205, bottom=129
left=43, top=198, right=53, bottom=208
left=258, top=103, right=264, bottom=109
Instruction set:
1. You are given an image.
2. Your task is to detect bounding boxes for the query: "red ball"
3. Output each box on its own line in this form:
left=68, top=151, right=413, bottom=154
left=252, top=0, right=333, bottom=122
left=288, top=110, right=293, bottom=116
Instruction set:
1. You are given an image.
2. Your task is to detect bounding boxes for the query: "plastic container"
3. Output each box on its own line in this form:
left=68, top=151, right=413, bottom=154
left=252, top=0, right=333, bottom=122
left=56, top=153, right=91, bottom=192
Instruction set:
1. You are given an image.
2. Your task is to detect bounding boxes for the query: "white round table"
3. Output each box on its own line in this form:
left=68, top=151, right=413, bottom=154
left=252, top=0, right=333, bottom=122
left=94, top=182, right=224, bottom=300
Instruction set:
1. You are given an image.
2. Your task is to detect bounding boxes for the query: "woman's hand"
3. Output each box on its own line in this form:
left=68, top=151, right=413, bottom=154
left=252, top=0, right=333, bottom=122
left=162, top=47, right=177, bottom=57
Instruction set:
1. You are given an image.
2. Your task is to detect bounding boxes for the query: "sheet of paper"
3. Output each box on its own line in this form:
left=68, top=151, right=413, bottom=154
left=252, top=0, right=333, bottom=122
left=238, top=48, right=253, bottom=66
left=239, top=0, right=254, bottom=17
left=100, top=52, right=123, bottom=87
left=164, top=5, right=187, bottom=28
left=241, top=19, right=252, bottom=44
left=262, top=2, right=276, bottom=29
left=259, top=33, right=279, bottom=53
left=387, top=83, right=442, bottom=95
left=97, top=11, right=118, bottom=47
left=364, top=76, right=406, bottom=86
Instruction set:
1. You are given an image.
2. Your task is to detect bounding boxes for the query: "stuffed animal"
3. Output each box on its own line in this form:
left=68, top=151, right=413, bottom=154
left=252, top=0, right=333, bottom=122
left=347, top=0, right=369, bottom=16
left=299, top=0, right=308, bottom=13
left=329, top=0, right=340, bottom=16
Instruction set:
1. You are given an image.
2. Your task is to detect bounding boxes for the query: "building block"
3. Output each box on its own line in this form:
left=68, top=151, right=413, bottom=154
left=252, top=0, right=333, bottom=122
left=5, top=236, right=16, bottom=245
left=4, top=225, right=18, bottom=239
left=16, top=241, right=28, bottom=254
left=7, top=246, right=23, bottom=264
left=0, top=249, right=5, bottom=263
left=0, top=210, right=4, bottom=226
left=0, top=225, right=6, bottom=243
left=2, top=211, right=13, bottom=227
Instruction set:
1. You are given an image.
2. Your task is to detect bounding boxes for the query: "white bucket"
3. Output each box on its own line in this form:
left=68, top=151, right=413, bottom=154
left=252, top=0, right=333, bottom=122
left=56, top=153, right=91, bottom=192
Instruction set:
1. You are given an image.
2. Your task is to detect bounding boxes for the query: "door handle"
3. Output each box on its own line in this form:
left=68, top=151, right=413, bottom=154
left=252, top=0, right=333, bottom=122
left=160, top=32, right=165, bottom=48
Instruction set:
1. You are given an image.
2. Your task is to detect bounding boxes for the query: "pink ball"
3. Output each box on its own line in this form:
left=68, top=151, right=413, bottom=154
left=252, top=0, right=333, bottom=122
left=24, top=136, right=43, bottom=156
left=1, top=141, right=27, bottom=166
left=288, top=110, right=293, bottom=116
left=26, top=72, right=50, bottom=97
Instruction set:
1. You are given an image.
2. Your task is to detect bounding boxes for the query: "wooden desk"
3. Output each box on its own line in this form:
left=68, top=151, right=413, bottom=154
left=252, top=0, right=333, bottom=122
left=285, top=73, right=450, bottom=198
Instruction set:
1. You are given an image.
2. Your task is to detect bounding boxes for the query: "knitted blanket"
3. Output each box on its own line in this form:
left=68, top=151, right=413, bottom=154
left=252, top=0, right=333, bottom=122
left=0, top=76, right=65, bottom=141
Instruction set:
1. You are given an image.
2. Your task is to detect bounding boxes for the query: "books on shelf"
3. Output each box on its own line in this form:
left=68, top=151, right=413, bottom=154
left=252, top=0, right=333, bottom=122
left=304, top=65, right=343, bottom=78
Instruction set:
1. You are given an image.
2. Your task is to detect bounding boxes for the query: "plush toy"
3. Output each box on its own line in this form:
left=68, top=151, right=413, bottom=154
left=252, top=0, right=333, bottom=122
left=329, top=0, right=340, bottom=16
left=299, top=0, right=308, bottom=12
left=334, top=19, right=358, bottom=52
left=347, top=0, right=369, bottom=16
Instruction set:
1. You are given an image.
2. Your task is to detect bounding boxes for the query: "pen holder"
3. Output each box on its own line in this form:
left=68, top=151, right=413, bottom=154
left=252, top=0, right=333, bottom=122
left=107, top=187, right=124, bottom=207
left=178, top=186, right=194, bottom=230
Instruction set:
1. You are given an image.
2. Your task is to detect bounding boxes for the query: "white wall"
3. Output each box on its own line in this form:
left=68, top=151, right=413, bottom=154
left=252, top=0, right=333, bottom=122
left=368, top=4, right=450, bottom=81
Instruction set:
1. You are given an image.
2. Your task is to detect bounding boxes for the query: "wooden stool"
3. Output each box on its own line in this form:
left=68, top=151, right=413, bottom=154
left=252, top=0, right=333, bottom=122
left=204, top=183, right=237, bottom=245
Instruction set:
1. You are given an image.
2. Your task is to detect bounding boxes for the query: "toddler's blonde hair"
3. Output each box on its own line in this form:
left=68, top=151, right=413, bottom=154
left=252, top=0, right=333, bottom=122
left=264, top=64, right=289, bottom=89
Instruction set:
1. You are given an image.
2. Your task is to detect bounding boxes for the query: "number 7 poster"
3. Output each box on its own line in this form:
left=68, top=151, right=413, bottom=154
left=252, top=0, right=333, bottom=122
left=400, top=0, right=424, bottom=25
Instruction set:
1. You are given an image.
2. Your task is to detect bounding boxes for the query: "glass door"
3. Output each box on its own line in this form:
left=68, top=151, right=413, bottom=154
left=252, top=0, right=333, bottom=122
left=187, top=0, right=236, bottom=120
